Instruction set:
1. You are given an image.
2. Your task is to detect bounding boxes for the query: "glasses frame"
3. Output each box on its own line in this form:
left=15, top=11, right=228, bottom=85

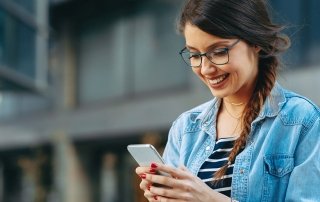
left=179, top=39, right=241, bottom=67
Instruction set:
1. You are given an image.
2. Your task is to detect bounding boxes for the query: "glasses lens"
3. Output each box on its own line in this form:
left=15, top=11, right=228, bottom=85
left=180, top=51, right=201, bottom=67
left=180, top=47, right=230, bottom=67
left=208, top=49, right=229, bottom=65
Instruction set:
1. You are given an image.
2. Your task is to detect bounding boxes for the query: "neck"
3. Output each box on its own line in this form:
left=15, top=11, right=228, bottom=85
left=222, top=99, right=246, bottom=119
left=224, top=99, right=245, bottom=106
left=223, top=95, right=248, bottom=106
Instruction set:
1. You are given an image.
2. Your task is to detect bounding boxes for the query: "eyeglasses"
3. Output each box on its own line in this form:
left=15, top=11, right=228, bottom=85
left=179, top=39, right=240, bottom=67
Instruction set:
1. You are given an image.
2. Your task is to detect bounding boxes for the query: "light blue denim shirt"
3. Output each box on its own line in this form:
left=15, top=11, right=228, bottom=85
left=162, top=83, right=320, bottom=202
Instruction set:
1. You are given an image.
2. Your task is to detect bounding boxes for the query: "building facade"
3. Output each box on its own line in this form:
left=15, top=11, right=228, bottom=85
left=0, top=0, right=319, bottom=201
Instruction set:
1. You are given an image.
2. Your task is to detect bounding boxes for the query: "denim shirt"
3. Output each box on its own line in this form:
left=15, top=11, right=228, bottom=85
left=162, top=83, right=320, bottom=202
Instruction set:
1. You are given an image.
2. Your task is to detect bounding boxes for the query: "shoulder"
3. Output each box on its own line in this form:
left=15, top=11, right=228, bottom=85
left=279, top=88, right=320, bottom=127
left=166, top=99, right=216, bottom=146
left=171, top=99, right=216, bottom=127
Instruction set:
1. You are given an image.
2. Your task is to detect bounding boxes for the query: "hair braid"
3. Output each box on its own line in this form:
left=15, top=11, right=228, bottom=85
left=213, top=56, right=278, bottom=181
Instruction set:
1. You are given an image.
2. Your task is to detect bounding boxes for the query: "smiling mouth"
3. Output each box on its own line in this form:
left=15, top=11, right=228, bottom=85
left=207, top=74, right=229, bottom=85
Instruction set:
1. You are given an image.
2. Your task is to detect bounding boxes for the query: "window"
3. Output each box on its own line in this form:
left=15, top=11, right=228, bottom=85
left=0, top=0, right=47, bottom=91
left=0, top=8, right=36, bottom=80
left=0, top=0, right=49, bottom=118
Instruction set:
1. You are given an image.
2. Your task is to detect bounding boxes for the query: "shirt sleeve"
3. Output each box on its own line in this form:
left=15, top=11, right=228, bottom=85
left=285, top=116, right=320, bottom=201
left=162, top=119, right=181, bottom=168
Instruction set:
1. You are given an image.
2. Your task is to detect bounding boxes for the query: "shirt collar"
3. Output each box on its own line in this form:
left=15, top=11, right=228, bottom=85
left=198, top=82, right=286, bottom=133
left=258, top=82, right=286, bottom=118
left=197, top=97, right=220, bottom=137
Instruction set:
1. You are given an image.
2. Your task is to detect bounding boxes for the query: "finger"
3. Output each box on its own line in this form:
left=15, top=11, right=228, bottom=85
left=145, top=173, right=176, bottom=188
left=144, top=189, right=158, bottom=202
left=142, top=184, right=159, bottom=202
left=154, top=163, right=191, bottom=179
left=177, top=165, right=194, bottom=178
left=156, top=195, right=186, bottom=202
left=146, top=171, right=201, bottom=196
left=140, top=179, right=152, bottom=191
left=136, top=166, right=152, bottom=175
left=178, top=165, right=188, bottom=171
left=151, top=163, right=177, bottom=177
left=150, top=184, right=194, bottom=201
left=150, top=185, right=177, bottom=199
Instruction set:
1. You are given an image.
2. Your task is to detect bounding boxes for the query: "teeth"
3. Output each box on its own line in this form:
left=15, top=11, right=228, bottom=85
left=208, top=74, right=227, bottom=85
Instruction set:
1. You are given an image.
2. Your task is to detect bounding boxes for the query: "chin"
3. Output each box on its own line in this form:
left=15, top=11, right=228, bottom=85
left=209, top=90, right=228, bottom=98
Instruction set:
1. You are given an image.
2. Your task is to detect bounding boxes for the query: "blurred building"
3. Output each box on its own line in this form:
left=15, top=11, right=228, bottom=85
left=0, top=0, right=319, bottom=201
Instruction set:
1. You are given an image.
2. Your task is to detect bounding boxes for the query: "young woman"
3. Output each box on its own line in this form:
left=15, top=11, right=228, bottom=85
left=136, top=0, right=320, bottom=201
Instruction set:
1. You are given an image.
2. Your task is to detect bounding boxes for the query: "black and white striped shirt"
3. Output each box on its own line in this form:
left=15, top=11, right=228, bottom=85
left=197, top=137, right=237, bottom=197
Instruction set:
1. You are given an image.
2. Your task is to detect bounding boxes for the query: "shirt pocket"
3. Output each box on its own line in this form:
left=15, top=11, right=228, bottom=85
left=264, top=154, right=294, bottom=177
left=262, top=154, right=294, bottom=202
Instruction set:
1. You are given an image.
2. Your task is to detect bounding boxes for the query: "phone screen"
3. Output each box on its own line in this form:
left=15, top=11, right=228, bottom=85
left=127, top=144, right=165, bottom=166
left=127, top=144, right=169, bottom=176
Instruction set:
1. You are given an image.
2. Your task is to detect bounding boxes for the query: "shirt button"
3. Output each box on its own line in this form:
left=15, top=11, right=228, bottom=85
left=277, top=168, right=283, bottom=173
left=206, top=146, right=211, bottom=151
left=240, top=169, right=244, bottom=174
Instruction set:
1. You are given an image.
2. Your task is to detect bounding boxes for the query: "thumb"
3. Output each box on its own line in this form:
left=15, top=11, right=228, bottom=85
left=179, top=164, right=188, bottom=171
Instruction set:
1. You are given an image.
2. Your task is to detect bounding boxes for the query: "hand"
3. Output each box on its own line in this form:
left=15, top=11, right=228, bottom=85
left=142, top=163, right=230, bottom=202
left=136, top=164, right=164, bottom=201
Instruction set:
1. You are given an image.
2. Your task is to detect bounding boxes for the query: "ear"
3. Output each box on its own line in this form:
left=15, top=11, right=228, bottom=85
left=254, top=45, right=261, bottom=53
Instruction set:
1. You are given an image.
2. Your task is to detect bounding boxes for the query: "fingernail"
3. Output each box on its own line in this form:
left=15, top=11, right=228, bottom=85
left=139, top=174, right=146, bottom=179
left=147, top=185, right=151, bottom=191
left=154, top=196, right=158, bottom=200
left=151, top=163, right=158, bottom=168
left=149, top=168, right=156, bottom=173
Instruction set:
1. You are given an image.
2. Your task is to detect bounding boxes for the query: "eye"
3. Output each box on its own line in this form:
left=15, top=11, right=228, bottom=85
left=212, top=48, right=228, bottom=57
left=189, top=52, right=201, bottom=59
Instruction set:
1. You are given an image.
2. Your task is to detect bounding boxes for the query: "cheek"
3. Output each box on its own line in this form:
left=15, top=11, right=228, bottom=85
left=192, top=68, right=205, bottom=82
left=230, top=66, right=250, bottom=82
left=229, top=53, right=258, bottom=80
left=230, top=63, right=258, bottom=90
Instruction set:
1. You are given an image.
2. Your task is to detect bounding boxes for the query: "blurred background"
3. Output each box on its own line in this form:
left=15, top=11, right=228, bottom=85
left=0, top=0, right=319, bottom=201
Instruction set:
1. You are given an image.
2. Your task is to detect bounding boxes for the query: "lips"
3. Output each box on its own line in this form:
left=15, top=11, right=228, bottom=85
left=207, top=74, right=229, bottom=85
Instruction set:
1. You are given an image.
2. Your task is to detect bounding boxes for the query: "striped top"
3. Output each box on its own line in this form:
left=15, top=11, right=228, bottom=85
left=197, top=137, right=237, bottom=197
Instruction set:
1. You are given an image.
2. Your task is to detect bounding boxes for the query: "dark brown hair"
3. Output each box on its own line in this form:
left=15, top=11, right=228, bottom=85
left=178, top=0, right=290, bottom=180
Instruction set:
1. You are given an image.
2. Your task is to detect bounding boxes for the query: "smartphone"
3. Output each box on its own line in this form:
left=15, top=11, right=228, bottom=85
left=127, top=144, right=169, bottom=176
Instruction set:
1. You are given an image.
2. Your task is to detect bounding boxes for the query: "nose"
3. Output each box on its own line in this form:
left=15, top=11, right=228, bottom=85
left=200, top=56, right=217, bottom=75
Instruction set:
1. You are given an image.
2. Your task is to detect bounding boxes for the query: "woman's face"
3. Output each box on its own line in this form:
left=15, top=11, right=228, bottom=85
left=183, top=23, right=260, bottom=101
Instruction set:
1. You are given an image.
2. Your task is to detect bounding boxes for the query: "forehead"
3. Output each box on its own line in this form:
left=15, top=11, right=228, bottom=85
left=184, top=23, right=226, bottom=50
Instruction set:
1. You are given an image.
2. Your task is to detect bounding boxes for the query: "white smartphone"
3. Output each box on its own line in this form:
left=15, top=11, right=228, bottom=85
left=127, top=144, right=169, bottom=176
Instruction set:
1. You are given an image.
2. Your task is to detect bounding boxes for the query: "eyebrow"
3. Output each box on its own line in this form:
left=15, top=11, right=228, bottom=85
left=186, top=40, right=231, bottom=51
